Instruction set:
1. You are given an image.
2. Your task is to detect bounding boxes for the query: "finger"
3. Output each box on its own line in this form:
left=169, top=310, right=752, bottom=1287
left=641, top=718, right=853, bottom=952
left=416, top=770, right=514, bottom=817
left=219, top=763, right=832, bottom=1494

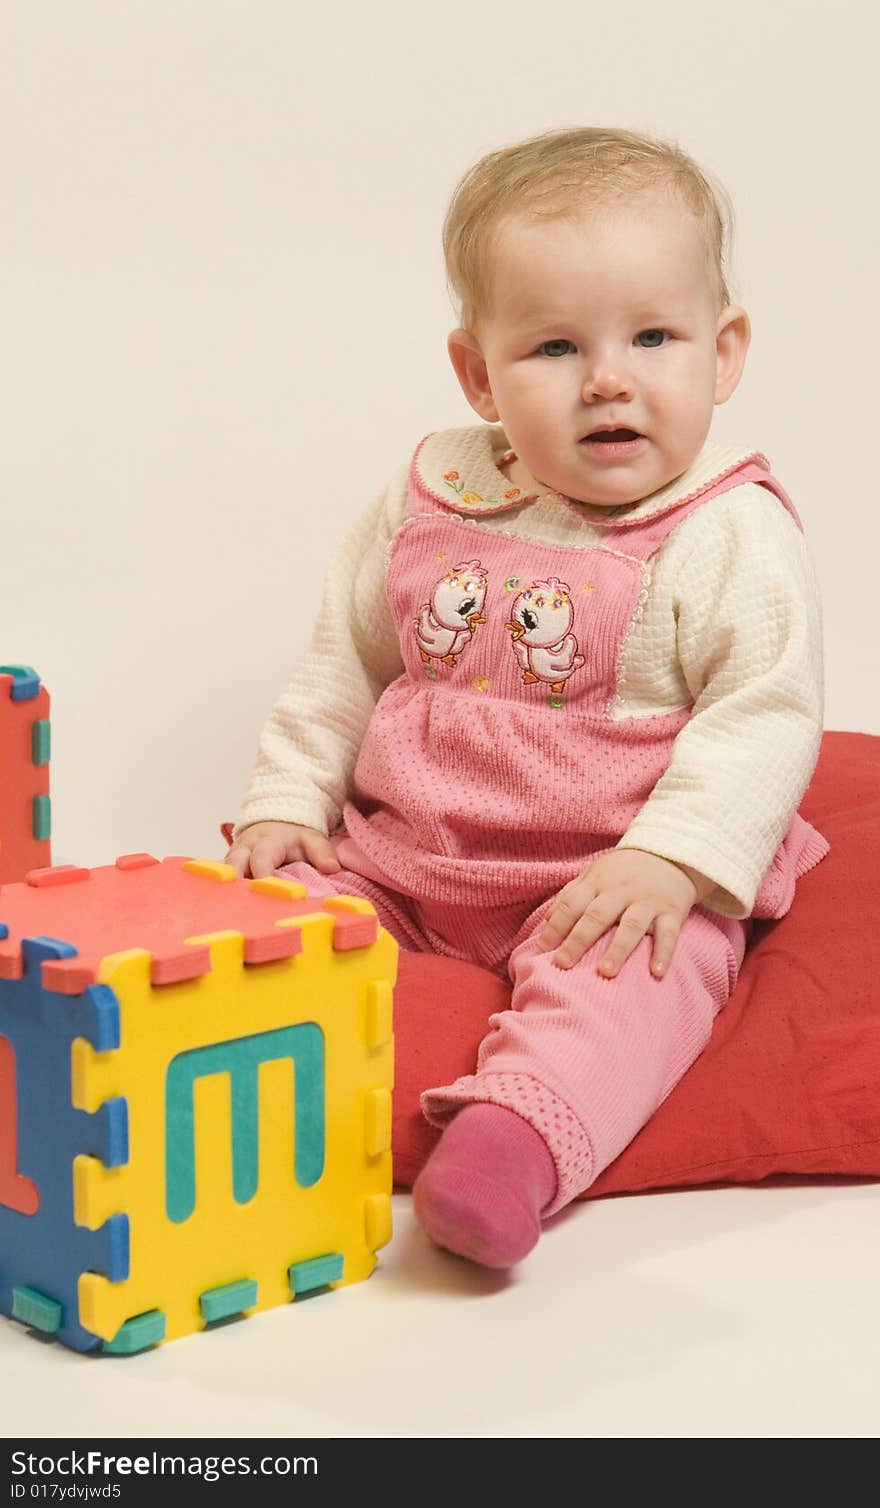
left=649, top=914, right=682, bottom=979
left=224, top=845, right=251, bottom=878
left=300, top=834, right=342, bottom=874
left=538, top=882, right=597, bottom=950
left=597, top=906, right=654, bottom=978
left=249, top=840, right=287, bottom=879
left=553, top=894, right=625, bottom=968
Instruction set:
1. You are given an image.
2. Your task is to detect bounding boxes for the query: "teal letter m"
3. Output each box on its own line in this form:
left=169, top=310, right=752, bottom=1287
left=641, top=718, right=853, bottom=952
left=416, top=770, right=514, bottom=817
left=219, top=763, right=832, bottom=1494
left=165, top=1023, right=324, bottom=1223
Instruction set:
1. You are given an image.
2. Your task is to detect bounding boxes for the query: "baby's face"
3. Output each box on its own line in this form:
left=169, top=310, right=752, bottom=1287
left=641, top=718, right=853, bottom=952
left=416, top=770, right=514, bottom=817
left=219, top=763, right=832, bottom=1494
left=450, top=187, right=750, bottom=507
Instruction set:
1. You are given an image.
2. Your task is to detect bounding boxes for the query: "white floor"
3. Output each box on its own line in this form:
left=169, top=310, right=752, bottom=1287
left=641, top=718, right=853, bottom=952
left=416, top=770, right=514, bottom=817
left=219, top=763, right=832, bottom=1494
left=2, top=1183, right=878, bottom=1440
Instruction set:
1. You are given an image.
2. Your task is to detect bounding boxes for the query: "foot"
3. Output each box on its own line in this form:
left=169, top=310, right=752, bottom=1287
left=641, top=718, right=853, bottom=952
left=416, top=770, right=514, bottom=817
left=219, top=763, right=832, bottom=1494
left=412, top=1103, right=557, bottom=1269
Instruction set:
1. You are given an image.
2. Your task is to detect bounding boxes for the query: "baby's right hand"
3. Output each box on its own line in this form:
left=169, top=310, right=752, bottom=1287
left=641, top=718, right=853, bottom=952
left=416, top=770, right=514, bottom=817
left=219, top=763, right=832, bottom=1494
left=224, top=821, right=342, bottom=880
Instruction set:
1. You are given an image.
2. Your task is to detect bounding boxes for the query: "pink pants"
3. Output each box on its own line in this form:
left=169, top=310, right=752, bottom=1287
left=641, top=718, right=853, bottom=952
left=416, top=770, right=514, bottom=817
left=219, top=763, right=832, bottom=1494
left=279, top=855, right=750, bottom=1217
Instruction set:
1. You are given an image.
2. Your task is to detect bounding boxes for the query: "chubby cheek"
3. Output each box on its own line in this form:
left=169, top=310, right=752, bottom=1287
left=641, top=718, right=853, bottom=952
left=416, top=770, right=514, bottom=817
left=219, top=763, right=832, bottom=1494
left=504, top=371, right=570, bottom=445
left=651, top=354, right=715, bottom=427
left=653, top=385, right=712, bottom=459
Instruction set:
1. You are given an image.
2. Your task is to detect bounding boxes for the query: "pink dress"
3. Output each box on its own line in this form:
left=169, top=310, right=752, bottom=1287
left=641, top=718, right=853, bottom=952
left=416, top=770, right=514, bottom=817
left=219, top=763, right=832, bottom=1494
left=281, top=441, right=830, bottom=1213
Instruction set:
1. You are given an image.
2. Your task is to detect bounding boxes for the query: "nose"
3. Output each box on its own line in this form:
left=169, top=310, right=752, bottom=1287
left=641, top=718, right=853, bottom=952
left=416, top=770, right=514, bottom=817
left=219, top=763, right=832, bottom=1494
left=581, top=352, right=634, bottom=402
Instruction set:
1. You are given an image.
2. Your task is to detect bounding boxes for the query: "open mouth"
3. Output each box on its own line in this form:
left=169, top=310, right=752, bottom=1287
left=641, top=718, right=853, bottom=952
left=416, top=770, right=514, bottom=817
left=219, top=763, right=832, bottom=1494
left=581, top=428, right=642, bottom=444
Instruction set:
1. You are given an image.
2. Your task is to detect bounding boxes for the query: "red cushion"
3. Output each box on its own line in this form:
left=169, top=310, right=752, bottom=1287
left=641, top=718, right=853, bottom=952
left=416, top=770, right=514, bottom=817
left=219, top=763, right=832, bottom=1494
left=392, top=731, right=880, bottom=1197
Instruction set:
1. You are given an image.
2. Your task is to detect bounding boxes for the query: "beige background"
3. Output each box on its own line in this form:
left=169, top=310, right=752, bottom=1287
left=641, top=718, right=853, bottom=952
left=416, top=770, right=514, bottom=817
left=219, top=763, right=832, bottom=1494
left=1, top=2, right=878, bottom=1445
left=2, top=1, right=875, bottom=869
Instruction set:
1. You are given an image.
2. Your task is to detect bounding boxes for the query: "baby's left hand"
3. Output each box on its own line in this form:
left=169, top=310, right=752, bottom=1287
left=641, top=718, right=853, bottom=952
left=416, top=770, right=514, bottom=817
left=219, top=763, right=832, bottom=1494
left=537, top=849, right=714, bottom=978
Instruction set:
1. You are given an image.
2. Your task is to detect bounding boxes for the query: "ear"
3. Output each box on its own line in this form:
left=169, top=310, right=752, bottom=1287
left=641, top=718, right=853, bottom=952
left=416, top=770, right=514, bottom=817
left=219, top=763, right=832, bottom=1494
left=714, top=304, right=751, bottom=405
left=447, top=328, right=500, bottom=422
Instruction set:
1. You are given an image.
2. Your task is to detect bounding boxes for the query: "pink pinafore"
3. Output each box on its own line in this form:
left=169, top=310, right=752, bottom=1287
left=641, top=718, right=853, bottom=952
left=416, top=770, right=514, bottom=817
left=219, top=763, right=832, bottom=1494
left=285, top=436, right=829, bottom=1212
left=339, top=440, right=829, bottom=920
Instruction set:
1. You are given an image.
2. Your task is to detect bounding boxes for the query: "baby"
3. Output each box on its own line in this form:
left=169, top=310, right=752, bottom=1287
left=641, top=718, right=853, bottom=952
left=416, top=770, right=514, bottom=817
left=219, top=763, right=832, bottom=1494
left=225, top=126, right=829, bottom=1268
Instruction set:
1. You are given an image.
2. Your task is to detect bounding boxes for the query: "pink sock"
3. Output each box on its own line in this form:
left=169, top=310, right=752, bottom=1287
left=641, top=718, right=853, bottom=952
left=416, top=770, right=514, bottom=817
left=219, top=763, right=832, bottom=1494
left=412, top=1102, right=558, bottom=1268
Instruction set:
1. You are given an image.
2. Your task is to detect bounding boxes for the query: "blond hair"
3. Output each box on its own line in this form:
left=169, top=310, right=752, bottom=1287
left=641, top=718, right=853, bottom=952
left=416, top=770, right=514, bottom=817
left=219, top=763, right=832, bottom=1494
left=443, top=126, right=736, bottom=332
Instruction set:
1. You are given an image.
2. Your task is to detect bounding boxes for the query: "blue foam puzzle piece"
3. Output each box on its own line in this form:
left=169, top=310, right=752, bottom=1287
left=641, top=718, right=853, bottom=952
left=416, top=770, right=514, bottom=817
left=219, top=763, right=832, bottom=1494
left=0, top=666, right=41, bottom=702
left=71, top=985, right=121, bottom=1054
left=0, top=936, right=125, bottom=1351
left=82, top=1098, right=129, bottom=1169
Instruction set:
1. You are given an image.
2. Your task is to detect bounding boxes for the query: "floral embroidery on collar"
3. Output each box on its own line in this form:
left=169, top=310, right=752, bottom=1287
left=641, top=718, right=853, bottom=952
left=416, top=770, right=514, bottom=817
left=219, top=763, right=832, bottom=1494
left=419, top=428, right=764, bottom=525
left=443, top=469, right=524, bottom=508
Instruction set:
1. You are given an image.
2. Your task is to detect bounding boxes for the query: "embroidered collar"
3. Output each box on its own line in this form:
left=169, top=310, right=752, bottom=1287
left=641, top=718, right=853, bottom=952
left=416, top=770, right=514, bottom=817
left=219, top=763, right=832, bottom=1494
left=413, top=423, right=770, bottom=528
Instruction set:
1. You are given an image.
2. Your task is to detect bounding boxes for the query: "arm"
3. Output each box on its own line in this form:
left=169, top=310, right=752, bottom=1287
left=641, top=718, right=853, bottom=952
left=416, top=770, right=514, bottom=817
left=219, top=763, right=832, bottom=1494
left=230, top=465, right=408, bottom=842
left=538, top=485, right=824, bottom=975
left=614, top=484, right=825, bottom=917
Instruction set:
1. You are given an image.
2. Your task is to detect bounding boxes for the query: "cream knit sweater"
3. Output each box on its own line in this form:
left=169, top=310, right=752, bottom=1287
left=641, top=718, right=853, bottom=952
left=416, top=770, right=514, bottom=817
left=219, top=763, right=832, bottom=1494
left=233, top=425, right=825, bottom=918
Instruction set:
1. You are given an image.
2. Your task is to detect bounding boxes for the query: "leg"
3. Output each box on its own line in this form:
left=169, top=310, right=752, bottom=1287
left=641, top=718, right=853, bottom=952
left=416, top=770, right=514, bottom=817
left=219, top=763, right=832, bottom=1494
left=415, top=903, right=749, bottom=1261
left=276, top=857, right=429, bottom=953
left=412, top=1100, right=557, bottom=1267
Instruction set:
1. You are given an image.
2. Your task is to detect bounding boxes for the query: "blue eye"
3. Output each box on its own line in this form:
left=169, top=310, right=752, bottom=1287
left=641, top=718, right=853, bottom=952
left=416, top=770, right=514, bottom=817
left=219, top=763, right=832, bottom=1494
left=636, top=329, right=668, bottom=348
left=538, top=339, right=575, bottom=357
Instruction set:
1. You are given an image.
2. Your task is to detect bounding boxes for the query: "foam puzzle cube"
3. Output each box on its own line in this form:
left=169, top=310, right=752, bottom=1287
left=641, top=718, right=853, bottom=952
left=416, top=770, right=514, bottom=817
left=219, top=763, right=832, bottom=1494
left=0, top=667, right=51, bottom=883
left=0, top=854, right=396, bottom=1353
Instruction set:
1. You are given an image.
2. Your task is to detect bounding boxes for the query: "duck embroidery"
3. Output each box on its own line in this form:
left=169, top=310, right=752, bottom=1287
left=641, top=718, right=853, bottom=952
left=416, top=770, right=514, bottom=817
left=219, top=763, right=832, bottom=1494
left=505, top=577, right=585, bottom=693
left=414, top=560, right=488, bottom=668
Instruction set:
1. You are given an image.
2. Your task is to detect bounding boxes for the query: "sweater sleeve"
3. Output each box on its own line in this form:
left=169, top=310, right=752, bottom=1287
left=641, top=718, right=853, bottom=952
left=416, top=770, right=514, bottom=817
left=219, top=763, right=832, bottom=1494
left=231, top=466, right=409, bottom=840
left=614, top=485, right=825, bottom=918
